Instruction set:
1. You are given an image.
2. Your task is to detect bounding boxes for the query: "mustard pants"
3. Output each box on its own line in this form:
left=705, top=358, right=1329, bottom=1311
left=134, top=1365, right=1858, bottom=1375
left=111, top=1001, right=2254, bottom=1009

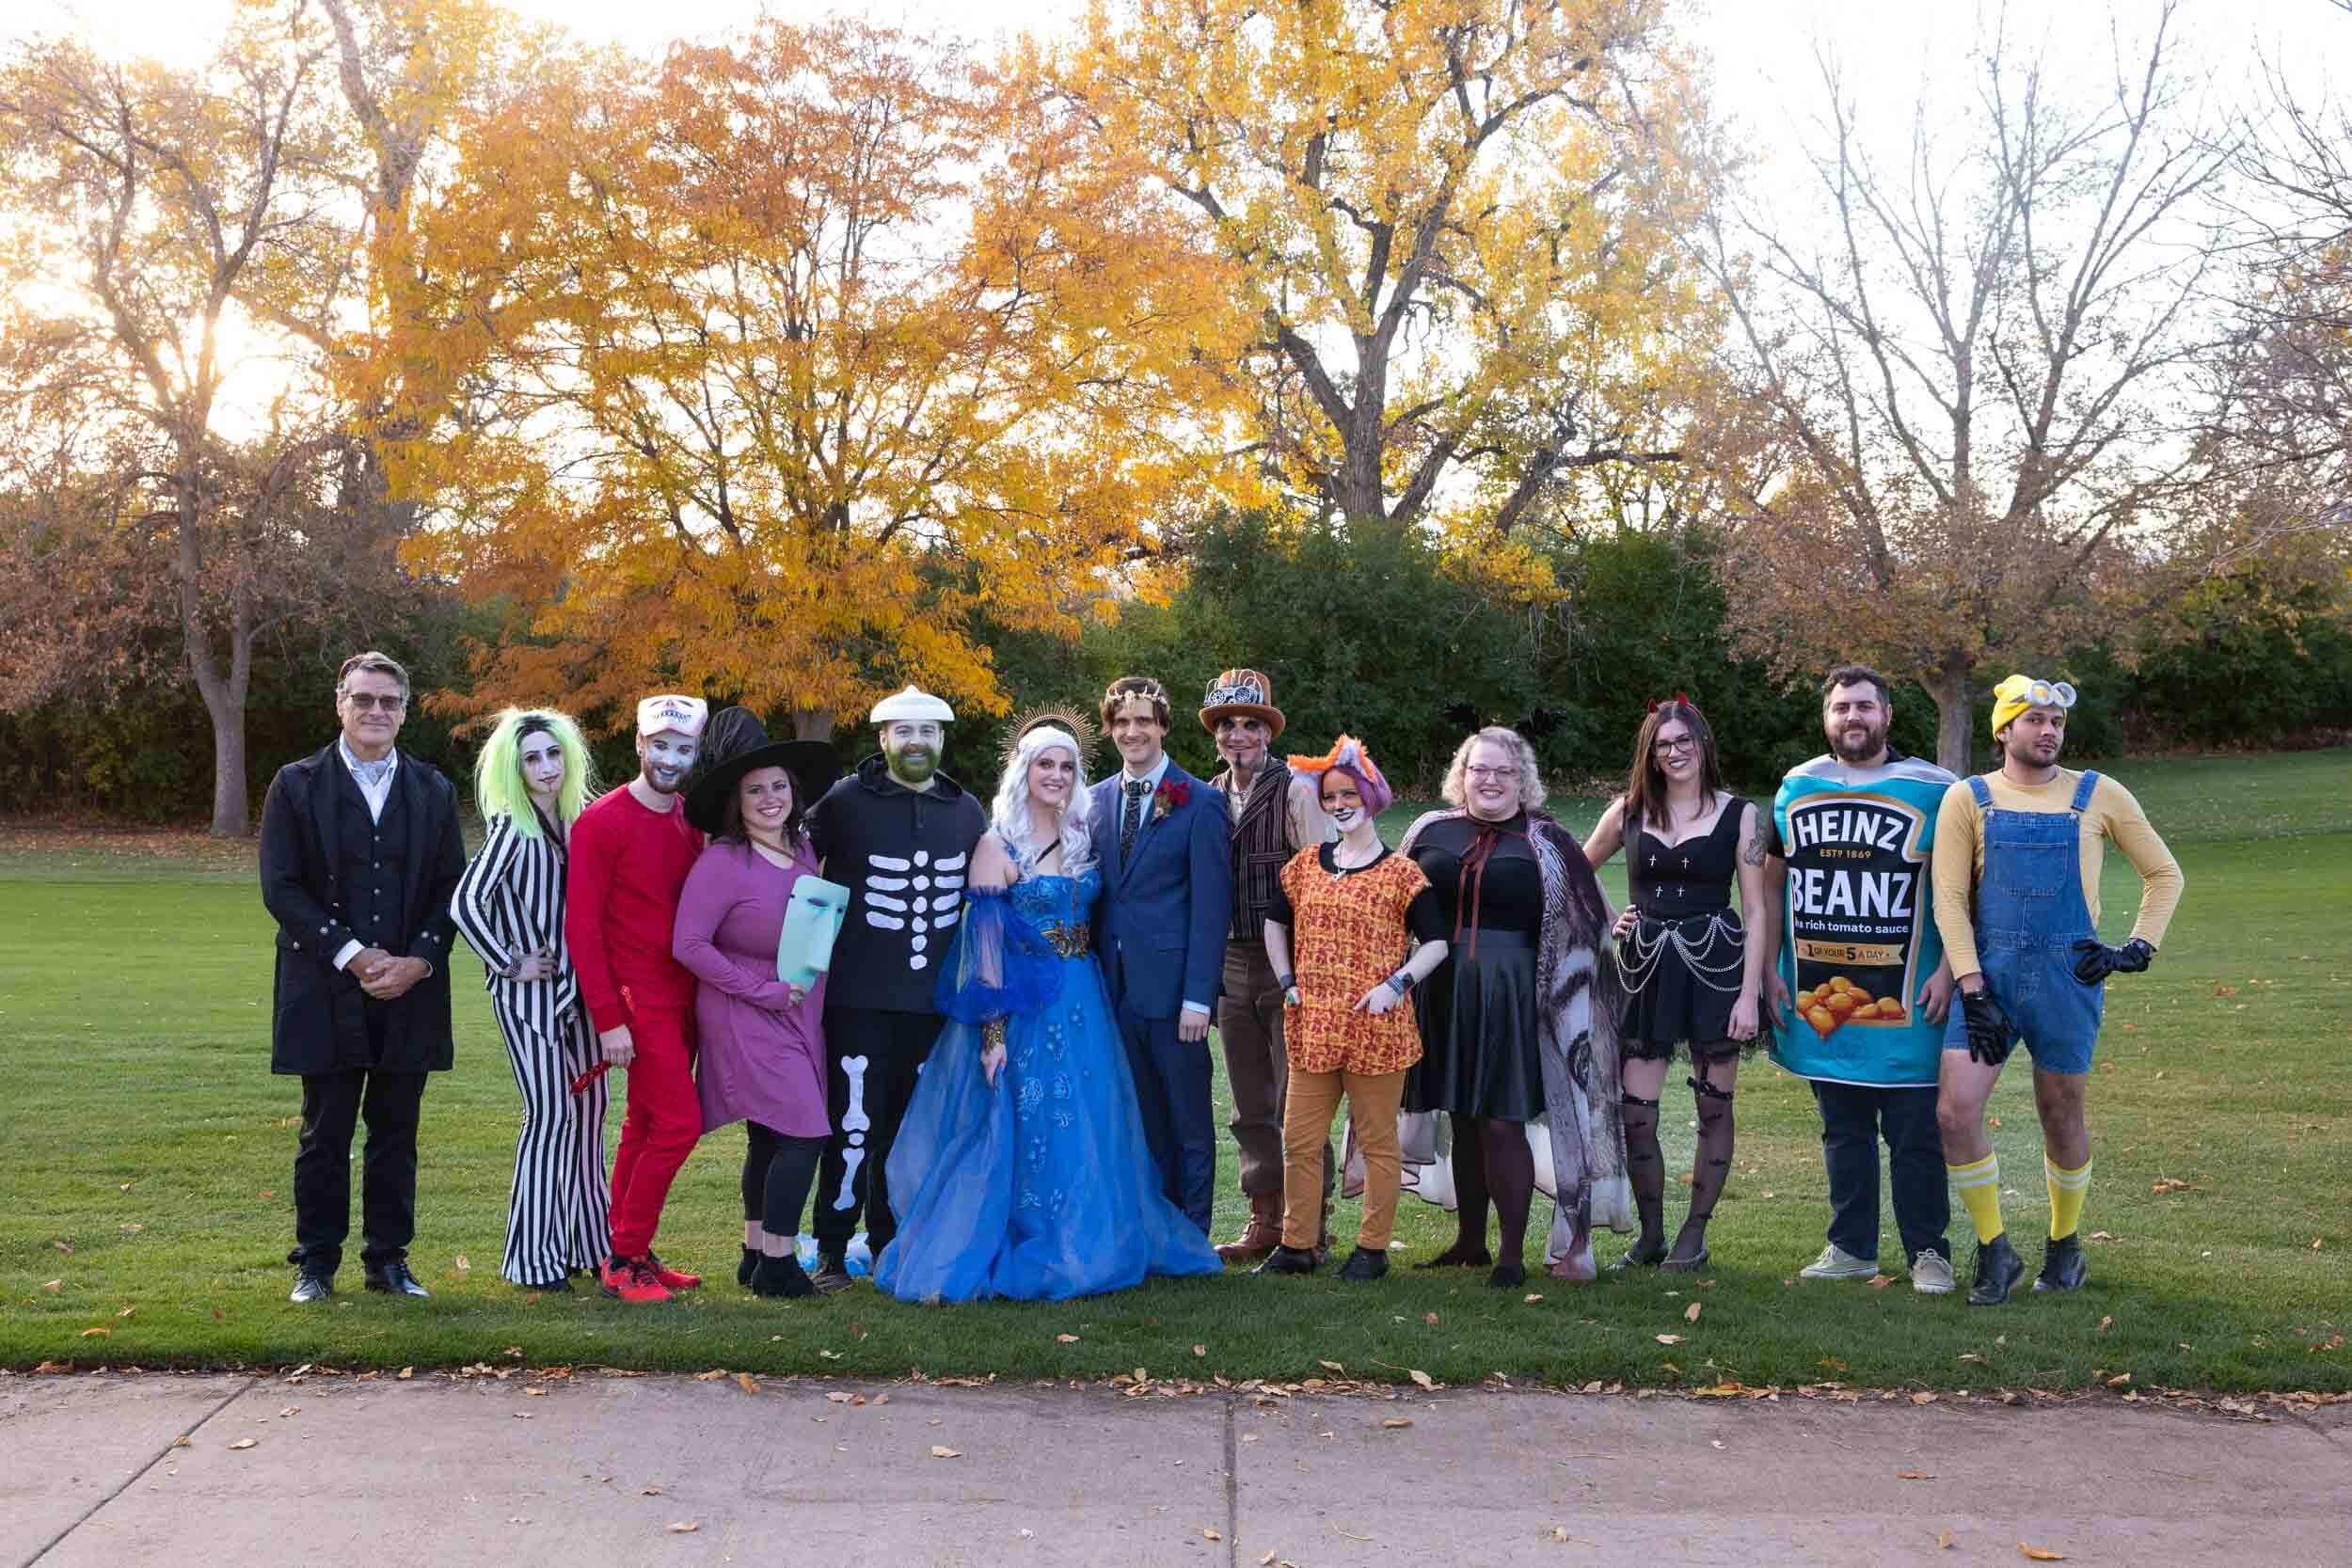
left=1281, top=1066, right=1407, bottom=1251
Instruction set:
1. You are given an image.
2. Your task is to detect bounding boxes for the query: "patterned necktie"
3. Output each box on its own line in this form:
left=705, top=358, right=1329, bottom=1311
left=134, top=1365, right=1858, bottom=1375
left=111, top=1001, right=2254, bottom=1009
left=1120, top=778, right=1151, bottom=862
left=350, top=755, right=391, bottom=791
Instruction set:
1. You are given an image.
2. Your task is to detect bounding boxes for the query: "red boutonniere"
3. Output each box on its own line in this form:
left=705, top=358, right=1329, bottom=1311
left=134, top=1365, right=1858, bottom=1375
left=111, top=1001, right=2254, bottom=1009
left=1152, top=779, right=1189, bottom=821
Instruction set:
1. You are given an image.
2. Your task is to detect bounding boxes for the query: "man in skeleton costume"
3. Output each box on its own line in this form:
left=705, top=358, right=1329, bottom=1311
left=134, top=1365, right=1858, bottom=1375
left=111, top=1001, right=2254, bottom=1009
left=805, top=685, right=987, bottom=1291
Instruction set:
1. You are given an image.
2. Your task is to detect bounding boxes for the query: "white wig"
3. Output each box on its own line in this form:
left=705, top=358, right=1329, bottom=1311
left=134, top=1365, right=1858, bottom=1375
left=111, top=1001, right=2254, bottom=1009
left=992, top=726, right=1095, bottom=874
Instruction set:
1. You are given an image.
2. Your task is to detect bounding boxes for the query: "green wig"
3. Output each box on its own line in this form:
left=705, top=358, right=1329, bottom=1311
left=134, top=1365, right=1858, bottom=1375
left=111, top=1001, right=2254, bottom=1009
left=473, top=706, right=596, bottom=836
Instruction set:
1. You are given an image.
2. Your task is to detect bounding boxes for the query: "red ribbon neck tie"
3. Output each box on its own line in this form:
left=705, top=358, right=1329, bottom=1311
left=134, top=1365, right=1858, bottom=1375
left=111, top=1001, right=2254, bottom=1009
left=1453, top=819, right=1525, bottom=961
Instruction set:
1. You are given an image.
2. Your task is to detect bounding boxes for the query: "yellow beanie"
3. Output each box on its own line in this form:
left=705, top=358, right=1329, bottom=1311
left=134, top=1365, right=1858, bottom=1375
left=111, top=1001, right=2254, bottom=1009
left=1990, top=673, right=2076, bottom=737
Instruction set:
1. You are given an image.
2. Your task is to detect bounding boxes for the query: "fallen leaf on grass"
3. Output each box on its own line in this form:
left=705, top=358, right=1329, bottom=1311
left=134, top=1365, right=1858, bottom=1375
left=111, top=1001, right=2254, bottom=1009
left=1523, top=1292, right=1544, bottom=1304
left=116, top=1307, right=135, bottom=1319
left=227, top=1438, right=257, bottom=1450
left=692, top=1369, right=728, bottom=1382
left=78, top=1326, right=108, bottom=1338
left=1684, top=1301, right=1702, bottom=1324
left=735, top=1373, right=760, bottom=1395
left=1193, top=1344, right=1207, bottom=1357
left=396, top=1367, right=413, bottom=1380
left=666, top=1521, right=699, bottom=1533
left=848, top=1321, right=868, bottom=1340
left=41, top=1280, right=59, bottom=1293
left=54, top=1241, right=74, bottom=1255
left=1381, top=1418, right=1413, bottom=1429
left=1910, top=1392, right=1938, bottom=1405
left=120, top=1223, right=144, bottom=1234
left=1408, top=1369, right=1437, bottom=1390
left=1055, top=1333, right=1080, bottom=1343
left=1868, top=1275, right=1896, bottom=1290
left=2106, top=1373, right=2132, bottom=1387
left=930, top=1446, right=961, bottom=1459
left=2098, top=1315, right=2114, bottom=1334
left=1897, top=1470, right=1934, bottom=1481
left=1655, top=1334, right=1685, bottom=1345
left=1422, top=1312, right=1439, bottom=1326
left=2018, top=1543, right=2065, bottom=1561
left=1318, top=1359, right=1345, bottom=1373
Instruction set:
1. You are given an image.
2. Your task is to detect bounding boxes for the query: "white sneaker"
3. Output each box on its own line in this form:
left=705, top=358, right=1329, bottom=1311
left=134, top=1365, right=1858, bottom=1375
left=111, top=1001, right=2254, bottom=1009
left=1800, top=1243, right=1879, bottom=1280
left=1909, top=1248, right=1956, bottom=1294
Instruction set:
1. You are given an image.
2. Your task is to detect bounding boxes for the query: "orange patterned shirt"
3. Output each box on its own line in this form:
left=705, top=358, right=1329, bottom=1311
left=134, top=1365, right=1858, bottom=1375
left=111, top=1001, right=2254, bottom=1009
left=1278, top=846, right=1434, bottom=1075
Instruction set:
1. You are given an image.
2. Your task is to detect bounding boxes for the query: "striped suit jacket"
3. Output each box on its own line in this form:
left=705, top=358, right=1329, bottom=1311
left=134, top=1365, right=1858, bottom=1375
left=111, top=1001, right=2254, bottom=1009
left=452, top=811, right=580, bottom=1039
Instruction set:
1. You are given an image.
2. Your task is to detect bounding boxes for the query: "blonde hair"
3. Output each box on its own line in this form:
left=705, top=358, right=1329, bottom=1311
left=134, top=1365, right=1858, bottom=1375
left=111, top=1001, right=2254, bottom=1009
left=1440, top=725, right=1546, bottom=812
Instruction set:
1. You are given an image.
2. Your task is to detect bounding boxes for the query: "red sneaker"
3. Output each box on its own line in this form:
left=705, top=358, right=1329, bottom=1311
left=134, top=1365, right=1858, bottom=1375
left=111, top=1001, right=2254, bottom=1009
left=599, top=1255, right=672, bottom=1305
left=644, top=1251, right=702, bottom=1291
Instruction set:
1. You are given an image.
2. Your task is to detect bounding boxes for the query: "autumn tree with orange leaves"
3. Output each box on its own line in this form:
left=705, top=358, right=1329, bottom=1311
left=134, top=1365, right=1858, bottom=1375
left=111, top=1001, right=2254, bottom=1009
left=1059, top=0, right=1717, bottom=545
left=376, top=19, right=1227, bottom=737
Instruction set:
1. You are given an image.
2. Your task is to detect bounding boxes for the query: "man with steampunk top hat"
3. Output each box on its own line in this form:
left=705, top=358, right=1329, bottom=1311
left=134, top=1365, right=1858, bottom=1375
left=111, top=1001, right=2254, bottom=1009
left=1200, top=670, right=1336, bottom=1260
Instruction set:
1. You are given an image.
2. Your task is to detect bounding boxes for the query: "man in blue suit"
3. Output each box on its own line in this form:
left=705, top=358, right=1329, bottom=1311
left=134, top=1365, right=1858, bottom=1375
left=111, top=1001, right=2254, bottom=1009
left=1090, top=675, right=1234, bottom=1233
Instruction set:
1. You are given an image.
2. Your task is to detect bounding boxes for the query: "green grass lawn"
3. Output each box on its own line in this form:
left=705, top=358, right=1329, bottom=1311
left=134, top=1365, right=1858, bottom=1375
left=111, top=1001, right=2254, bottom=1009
left=2, top=750, right=2346, bottom=1393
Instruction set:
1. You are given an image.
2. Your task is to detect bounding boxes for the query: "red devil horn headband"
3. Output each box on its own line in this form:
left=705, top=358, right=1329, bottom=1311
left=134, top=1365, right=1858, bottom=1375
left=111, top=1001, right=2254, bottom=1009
left=1646, top=691, right=1699, bottom=716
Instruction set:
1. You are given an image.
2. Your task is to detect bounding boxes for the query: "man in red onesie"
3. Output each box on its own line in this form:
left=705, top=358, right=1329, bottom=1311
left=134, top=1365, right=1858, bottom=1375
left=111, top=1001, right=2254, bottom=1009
left=566, top=693, right=708, bottom=1303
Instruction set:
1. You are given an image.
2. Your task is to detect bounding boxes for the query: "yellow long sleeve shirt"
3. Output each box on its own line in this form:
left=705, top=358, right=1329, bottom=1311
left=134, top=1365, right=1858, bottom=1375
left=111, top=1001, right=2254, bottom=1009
left=1930, top=768, right=2185, bottom=980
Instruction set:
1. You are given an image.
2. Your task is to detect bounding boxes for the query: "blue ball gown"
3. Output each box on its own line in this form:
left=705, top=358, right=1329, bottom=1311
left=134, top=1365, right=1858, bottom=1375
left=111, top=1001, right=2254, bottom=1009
left=873, top=865, right=1223, bottom=1303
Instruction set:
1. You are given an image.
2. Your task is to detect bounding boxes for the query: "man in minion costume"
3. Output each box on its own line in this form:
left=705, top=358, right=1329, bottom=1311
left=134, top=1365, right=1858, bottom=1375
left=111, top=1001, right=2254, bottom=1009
left=1931, top=675, right=2186, bottom=1306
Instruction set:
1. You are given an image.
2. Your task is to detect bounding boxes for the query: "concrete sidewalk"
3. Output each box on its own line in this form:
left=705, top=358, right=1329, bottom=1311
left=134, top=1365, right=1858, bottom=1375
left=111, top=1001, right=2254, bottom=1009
left=4, top=1370, right=2345, bottom=1567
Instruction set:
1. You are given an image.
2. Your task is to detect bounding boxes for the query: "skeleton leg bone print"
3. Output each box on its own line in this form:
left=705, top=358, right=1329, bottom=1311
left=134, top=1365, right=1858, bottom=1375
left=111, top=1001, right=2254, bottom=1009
left=829, top=1054, right=871, bottom=1212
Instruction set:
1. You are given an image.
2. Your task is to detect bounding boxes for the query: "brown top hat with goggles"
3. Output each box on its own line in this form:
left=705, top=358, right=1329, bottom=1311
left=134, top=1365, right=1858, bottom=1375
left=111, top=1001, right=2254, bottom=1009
left=1199, top=669, right=1286, bottom=738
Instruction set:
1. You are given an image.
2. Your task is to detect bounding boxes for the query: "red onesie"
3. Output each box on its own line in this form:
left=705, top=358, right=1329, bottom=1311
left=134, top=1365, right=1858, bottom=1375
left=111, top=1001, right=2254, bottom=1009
left=564, top=786, right=704, bottom=1263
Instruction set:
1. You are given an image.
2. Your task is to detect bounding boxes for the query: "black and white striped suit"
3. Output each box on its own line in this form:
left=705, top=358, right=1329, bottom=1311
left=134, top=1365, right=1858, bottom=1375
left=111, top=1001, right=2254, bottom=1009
left=452, top=810, right=611, bottom=1284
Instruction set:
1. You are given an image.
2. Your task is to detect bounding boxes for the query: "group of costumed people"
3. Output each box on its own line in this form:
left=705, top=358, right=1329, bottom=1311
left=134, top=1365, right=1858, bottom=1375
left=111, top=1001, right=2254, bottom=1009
left=260, top=651, right=2180, bottom=1311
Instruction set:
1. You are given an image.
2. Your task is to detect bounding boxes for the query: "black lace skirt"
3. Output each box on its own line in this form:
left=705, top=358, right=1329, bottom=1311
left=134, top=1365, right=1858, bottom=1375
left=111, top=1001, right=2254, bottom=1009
left=1405, top=931, right=1544, bottom=1121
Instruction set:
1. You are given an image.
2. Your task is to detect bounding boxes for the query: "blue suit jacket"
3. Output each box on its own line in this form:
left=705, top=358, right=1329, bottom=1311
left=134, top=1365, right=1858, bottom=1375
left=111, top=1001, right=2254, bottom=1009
left=1090, top=761, right=1233, bottom=1021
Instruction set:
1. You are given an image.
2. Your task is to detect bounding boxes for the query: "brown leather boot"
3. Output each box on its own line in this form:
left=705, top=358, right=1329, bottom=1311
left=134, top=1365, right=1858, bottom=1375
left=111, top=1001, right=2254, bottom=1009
left=1216, top=1192, right=1284, bottom=1261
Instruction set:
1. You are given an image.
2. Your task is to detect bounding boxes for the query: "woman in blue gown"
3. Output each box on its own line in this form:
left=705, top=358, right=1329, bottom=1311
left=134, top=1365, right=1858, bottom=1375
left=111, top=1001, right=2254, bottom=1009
left=875, top=716, right=1223, bottom=1303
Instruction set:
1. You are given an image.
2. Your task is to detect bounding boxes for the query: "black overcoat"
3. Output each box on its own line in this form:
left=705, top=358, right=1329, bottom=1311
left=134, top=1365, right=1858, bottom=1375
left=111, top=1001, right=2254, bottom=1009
left=259, top=743, right=466, bottom=1075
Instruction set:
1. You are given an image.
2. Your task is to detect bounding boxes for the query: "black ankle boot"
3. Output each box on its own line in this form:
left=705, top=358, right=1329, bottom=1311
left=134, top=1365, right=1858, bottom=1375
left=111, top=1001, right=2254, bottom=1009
left=2034, top=1234, right=2088, bottom=1292
left=1253, top=1244, right=1319, bottom=1275
left=1336, top=1246, right=1389, bottom=1282
left=1486, top=1259, right=1527, bottom=1289
left=750, top=1254, right=817, bottom=1298
left=1968, top=1232, right=2026, bottom=1306
left=738, top=1246, right=759, bottom=1288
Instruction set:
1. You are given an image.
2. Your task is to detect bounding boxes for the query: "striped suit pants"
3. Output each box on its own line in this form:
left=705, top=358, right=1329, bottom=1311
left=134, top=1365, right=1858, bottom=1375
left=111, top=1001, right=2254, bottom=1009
left=494, top=996, right=612, bottom=1284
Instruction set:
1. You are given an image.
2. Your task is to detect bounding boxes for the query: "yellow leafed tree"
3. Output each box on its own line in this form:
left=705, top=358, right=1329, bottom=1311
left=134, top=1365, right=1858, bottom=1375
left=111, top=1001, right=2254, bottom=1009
left=1060, top=0, right=1719, bottom=541
left=377, top=20, right=1227, bottom=736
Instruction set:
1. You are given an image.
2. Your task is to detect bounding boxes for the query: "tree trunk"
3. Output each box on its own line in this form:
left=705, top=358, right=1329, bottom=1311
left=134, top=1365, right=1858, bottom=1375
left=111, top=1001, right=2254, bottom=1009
left=792, top=705, right=834, bottom=742
left=206, top=694, right=250, bottom=838
left=1925, top=655, right=1977, bottom=778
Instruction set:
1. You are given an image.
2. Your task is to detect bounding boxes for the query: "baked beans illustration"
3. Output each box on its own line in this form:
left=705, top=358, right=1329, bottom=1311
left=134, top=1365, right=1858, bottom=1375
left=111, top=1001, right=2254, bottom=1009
left=1793, top=974, right=1906, bottom=1038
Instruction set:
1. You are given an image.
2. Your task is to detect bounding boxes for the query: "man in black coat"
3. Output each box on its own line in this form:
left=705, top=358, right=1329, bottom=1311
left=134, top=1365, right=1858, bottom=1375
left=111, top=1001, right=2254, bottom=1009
left=259, top=651, right=466, bottom=1303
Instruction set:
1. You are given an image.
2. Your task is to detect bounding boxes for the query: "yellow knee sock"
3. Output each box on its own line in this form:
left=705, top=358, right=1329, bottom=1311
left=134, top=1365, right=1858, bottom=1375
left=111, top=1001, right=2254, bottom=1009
left=2046, top=1156, right=2092, bottom=1241
left=1949, top=1153, right=2004, bottom=1244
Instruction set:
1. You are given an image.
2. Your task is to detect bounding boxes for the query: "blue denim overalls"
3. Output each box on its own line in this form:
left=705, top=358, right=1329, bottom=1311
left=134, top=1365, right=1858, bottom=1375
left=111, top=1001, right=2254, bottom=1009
left=1942, top=771, right=2106, bottom=1073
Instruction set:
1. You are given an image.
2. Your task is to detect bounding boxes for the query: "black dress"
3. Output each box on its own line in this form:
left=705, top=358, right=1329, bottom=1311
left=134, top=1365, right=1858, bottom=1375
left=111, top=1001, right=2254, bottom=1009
left=1618, top=798, right=1749, bottom=1059
left=1406, top=813, right=1546, bottom=1121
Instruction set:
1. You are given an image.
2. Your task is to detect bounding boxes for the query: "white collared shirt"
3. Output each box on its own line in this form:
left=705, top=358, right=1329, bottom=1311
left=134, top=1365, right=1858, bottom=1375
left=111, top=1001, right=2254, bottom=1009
left=337, top=737, right=399, bottom=824
left=1115, top=752, right=1207, bottom=1018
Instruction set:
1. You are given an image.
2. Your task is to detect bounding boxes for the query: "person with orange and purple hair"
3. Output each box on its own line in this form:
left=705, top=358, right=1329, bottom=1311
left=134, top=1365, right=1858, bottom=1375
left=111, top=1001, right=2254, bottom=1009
left=1256, top=737, right=1451, bottom=1281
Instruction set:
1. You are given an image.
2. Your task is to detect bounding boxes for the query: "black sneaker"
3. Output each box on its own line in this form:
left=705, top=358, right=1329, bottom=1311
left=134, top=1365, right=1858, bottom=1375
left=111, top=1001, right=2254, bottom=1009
left=809, top=1256, right=854, bottom=1294
left=1966, top=1233, right=2026, bottom=1307
left=1336, top=1246, right=1389, bottom=1282
left=2033, top=1234, right=2089, bottom=1292
left=750, top=1254, right=818, bottom=1299
left=1252, top=1245, right=1318, bottom=1275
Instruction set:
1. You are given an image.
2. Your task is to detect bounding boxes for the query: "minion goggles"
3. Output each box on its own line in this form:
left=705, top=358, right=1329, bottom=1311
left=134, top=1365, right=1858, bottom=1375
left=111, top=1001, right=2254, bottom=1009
left=1990, top=673, right=2076, bottom=737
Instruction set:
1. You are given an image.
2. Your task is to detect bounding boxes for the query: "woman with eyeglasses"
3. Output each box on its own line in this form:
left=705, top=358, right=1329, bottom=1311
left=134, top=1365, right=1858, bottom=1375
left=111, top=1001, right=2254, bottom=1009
left=1398, top=726, right=1632, bottom=1286
left=1581, top=696, right=1766, bottom=1272
left=452, top=706, right=610, bottom=1291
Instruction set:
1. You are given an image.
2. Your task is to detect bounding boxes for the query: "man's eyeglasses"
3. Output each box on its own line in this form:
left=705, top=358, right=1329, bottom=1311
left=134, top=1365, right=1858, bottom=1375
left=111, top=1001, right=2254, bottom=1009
left=342, top=692, right=406, bottom=712
left=1653, top=736, right=1699, bottom=755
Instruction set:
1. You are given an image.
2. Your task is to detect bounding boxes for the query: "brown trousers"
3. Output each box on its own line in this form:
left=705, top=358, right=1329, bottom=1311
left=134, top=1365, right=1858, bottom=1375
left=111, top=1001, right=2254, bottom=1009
left=1282, top=1066, right=1407, bottom=1251
left=1219, top=941, right=1331, bottom=1199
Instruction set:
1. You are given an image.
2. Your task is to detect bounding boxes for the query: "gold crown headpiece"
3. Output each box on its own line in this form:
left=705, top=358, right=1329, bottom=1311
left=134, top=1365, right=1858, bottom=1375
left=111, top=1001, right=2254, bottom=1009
left=1000, top=705, right=1101, bottom=773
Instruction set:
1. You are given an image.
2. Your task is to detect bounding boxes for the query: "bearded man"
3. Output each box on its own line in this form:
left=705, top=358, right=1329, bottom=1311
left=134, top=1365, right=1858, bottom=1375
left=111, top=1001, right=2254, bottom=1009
left=1932, top=675, right=2185, bottom=1306
left=1760, top=666, right=1959, bottom=1295
left=1198, top=670, right=1333, bottom=1259
left=566, top=693, right=709, bottom=1304
left=805, top=685, right=987, bottom=1291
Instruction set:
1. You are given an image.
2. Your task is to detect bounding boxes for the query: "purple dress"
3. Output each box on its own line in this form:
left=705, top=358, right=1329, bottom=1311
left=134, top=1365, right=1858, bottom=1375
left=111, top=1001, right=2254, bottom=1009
left=673, top=838, right=830, bottom=1138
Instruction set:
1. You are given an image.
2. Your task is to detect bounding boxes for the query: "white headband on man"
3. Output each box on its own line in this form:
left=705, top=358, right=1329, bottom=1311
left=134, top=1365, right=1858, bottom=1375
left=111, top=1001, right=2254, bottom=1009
left=636, top=693, right=708, bottom=737
left=870, top=684, right=954, bottom=725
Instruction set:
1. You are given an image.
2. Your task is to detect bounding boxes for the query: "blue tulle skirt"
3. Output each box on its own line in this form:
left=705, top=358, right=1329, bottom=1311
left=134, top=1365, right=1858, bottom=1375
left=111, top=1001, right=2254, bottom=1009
left=872, top=873, right=1222, bottom=1303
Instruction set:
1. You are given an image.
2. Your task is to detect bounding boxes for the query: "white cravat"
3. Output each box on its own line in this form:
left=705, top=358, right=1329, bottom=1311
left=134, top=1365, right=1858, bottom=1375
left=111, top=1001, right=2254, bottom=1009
left=338, top=738, right=398, bottom=825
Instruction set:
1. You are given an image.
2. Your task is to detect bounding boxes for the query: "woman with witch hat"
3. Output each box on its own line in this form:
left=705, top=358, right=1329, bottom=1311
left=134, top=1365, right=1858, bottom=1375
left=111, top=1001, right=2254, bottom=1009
left=672, top=708, right=843, bottom=1297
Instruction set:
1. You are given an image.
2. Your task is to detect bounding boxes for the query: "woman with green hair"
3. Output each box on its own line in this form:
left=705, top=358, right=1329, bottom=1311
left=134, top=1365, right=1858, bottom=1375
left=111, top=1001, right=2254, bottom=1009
left=453, top=707, right=609, bottom=1291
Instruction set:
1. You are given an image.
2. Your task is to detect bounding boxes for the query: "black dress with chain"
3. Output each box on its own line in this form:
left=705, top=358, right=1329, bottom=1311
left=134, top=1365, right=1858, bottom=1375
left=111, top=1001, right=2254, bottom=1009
left=1617, top=799, right=1750, bottom=1060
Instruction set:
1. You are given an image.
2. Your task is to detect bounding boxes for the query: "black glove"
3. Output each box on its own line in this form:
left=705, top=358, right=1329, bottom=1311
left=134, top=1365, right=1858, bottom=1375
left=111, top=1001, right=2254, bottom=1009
left=2072, top=937, right=2153, bottom=986
left=1961, top=988, right=2015, bottom=1066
